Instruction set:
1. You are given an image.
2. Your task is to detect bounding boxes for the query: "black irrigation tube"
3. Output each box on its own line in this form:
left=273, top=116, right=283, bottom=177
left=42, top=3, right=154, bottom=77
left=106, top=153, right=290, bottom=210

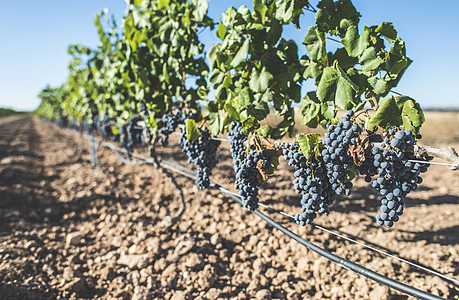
left=74, top=127, right=447, bottom=299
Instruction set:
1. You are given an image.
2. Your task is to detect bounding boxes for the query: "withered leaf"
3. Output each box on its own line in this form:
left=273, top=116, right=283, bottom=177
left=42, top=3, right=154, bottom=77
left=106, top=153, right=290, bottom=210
left=349, top=130, right=371, bottom=167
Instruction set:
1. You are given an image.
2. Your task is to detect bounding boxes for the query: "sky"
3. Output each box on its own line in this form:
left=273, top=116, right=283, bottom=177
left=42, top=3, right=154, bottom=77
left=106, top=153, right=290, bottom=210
left=0, top=0, right=458, bottom=111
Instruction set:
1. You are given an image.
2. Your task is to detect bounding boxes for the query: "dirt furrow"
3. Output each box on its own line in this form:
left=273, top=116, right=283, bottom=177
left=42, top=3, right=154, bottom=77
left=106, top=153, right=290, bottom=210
left=0, top=116, right=457, bottom=300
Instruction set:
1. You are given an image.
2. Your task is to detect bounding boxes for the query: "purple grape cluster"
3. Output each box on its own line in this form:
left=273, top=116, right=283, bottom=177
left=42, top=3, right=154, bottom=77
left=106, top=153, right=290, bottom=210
left=179, top=128, right=220, bottom=189
left=360, top=128, right=430, bottom=227
left=157, top=112, right=187, bottom=146
left=120, top=115, right=144, bottom=158
left=283, top=143, right=335, bottom=225
left=322, top=110, right=360, bottom=197
left=229, top=122, right=270, bottom=211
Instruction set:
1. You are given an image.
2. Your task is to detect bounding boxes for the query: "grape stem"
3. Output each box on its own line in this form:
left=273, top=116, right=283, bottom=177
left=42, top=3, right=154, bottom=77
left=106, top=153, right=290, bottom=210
left=353, top=107, right=375, bottom=119
left=354, top=97, right=379, bottom=118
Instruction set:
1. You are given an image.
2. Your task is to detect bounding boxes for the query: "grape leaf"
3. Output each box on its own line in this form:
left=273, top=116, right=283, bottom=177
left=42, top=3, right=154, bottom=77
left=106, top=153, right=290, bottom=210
left=301, top=98, right=320, bottom=125
left=249, top=101, right=270, bottom=120
left=376, top=22, right=397, bottom=43
left=297, top=133, right=320, bottom=159
left=335, top=64, right=358, bottom=109
left=253, top=0, right=268, bottom=24
left=360, top=47, right=383, bottom=71
left=303, top=27, right=326, bottom=62
left=224, top=102, right=240, bottom=120
left=317, top=67, right=338, bottom=102
left=249, top=67, right=273, bottom=93
left=186, top=119, right=201, bottom=141
left=366, top=96, right=402, bottom=131
left=341, top=25, right=369, bottom=57
left=396, top=97, right=425, bottom=134
left=264, top=149, right=281, bottom=175
left=231, top=39, right=250, bottom=68
left=368, top=76, right=388, bottom=95
left=193, top=0, right=208, bottom=22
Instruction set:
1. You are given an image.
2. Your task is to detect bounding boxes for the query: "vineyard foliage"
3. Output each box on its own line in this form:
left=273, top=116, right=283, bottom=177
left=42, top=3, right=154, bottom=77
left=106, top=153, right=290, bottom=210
left=36, top=0, right=431, bottom=227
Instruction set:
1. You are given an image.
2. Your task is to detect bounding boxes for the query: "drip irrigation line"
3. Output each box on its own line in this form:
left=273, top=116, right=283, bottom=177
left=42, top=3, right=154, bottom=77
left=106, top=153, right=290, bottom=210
left=253, top=203, right=458, bottom=286
left=60, top=127, right=455, bottom=298
left=310, top=224, right=459, bottom=285
left=94, top=135, right=459, bottom=287
left=102, top=147, right=454, bottom=297
left=99, top=142, right=151, bottom=166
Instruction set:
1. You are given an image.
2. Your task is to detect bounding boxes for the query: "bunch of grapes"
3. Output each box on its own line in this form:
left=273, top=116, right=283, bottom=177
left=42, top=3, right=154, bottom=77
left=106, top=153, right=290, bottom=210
left=120, top=115, right=144, bottom=158
left=229, top=122, right=270, bottom=211
left=179, top=128, right=220, bottom=189
left=96, top=115, right=114, bottom=138
left=322, top=110, right=360, bottom=197
left=234, top=150, right=270, bottom=211
left=228, top=122, right=247, bottom=172
left=157, top=111, right=195, bottom=146
left=283, top=143, right=335, bottom=225
left=157, top=112, right=184, bottom=146
left=361, top=128, right=430, bottom=227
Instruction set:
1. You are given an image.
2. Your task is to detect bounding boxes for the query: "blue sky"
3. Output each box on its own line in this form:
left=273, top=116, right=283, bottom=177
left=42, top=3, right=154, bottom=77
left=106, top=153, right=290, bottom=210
left=0, top=0, right=458, bottom=111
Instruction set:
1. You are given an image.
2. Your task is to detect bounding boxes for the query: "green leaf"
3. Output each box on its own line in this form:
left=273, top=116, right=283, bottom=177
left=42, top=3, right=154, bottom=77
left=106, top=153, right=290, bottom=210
left=253, top=0, right=268, bottom=24
left=209, top=69, right=223, bottom=84
left=398, top=98, right=425, bottom=133
left=376, top=22, right=397, bottom=43
left=303, top=27, right=326, bottom=62
left=335, top=64, right=358, bottom=109
left=315, top=0, right=360, bottom=36
left=330, top=47, right=358, bottom=69
left=256, top=125, right=272, bottom=137
left=231, top=39, right=250, bottom=68
left=224, top=102, right=240, bottom=119
left=162, top=63, right=170, bottom=84
left=158, top=0, right=170, bottom=8
left=214, top=84, right=227, bottom=101
left=264, top=149, right=280, bottom=174
left=335, top=76, right=355, bottom=110
left=193, top=0, right=208, bottom=22
left=217, top=23, right=226, bottom=40
left=366, top=96, right=402, bottom=131
left=317, top=67, right=339, bottom=102
left=360, top=47, right=383, bottom=72
left=222, top=73, right=233, bottom=88
left=321, top=102, right=335, bottom=120
left=239, top=87, right=252, bottom=107
left=297, top=133, right=320, bottom=159
left=301, top=97, right=320, bottom=125
left=207, top=111, right=221, bottom=136
left=185, top=119, right=201, bottom=141
left=249, top=67, right=273, bottom=93
left=249, top=101, right=270, bottom=120
left=341, top=25, right=369, bottom=57
left=368, top=76, right=388, bottom=95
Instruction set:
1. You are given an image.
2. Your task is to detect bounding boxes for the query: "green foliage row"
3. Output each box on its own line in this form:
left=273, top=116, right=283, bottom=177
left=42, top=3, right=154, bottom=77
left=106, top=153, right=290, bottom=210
left=37, top=0, right=425, bottom=146
left=0, top=108, right=27, bottom=117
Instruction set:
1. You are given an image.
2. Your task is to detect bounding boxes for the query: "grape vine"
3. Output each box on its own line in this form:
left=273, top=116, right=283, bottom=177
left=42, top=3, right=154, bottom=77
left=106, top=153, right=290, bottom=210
left=35, top=0, right=455, bottom=229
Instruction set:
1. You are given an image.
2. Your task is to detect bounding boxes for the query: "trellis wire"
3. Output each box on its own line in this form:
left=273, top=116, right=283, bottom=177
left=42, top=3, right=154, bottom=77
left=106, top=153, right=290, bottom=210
left=170, top=132, right=459, bottom=169
left=78, top=130, right=457, bottom=299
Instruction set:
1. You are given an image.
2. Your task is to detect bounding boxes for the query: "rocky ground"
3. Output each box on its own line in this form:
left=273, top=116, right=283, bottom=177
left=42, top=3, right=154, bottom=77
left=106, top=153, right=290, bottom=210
left=0, top=115, right=457, bottom=299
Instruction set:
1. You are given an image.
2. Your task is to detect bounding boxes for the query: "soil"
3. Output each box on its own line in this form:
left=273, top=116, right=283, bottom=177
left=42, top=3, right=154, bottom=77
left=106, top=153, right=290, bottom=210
left=0, top=115, right=458, bottom=300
